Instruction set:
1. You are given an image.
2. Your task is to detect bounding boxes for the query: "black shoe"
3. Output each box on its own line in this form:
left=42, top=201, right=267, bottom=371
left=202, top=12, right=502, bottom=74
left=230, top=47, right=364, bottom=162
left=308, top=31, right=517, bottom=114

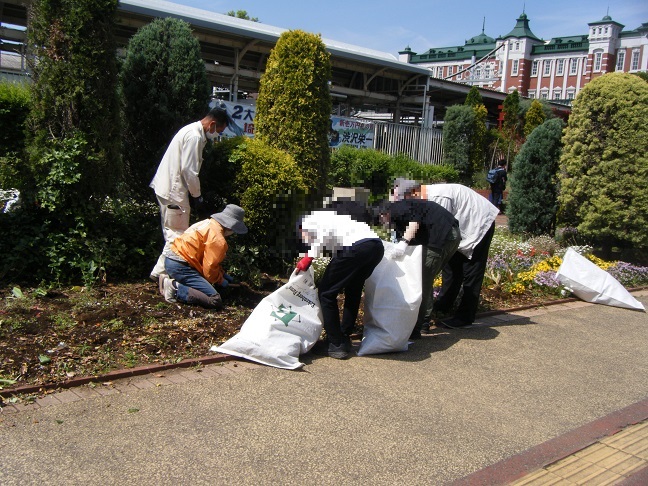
left=409, top=328, right=422, bottom=340
left=439, top=317, right=473, bottom=329
left=327, top=343, right=350, bottom=359
left=421, top=322, right=431, bottom=334
left=341, top=336, right=354, bottom=353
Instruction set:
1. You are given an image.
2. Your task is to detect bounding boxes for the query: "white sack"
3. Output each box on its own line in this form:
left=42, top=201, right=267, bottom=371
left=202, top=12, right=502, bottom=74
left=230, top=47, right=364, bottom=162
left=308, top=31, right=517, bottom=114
left=358, top=242, right=423, bottom=355
left=556, top=247, right=645, bottom=311
left=212, top=268, right=323, bottom=369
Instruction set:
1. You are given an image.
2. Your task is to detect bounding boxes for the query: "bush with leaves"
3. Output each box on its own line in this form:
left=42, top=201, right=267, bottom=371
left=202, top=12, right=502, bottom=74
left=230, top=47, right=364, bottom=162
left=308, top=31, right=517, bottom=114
left=507, top=118, right=564, bottom=236
left=442, top=104, right=475, bottom=184
left=199, top=136, right=247, bottom=210
left=558, top=73, right=648, bottom=257
left=255, top=30, right=332, bottom=199
left=523, top=99, right=546, bottom=137
left=0, top=81, right=31, bottom=188
left=26, top=0, right=121, bottom=207
left=231, top=139, right=308, bottom=267
left=120, top=17, right=210, bottom=197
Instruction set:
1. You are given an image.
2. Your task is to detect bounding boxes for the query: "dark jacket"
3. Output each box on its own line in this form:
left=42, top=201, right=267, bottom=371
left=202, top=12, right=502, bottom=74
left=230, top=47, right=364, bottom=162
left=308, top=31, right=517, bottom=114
left=389, top=199, right=459, bottom=251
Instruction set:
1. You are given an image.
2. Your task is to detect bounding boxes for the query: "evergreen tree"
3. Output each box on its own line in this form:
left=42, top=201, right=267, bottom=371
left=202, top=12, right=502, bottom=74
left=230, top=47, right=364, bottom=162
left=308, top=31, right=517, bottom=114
left=120, top=17, right=209, bottom=196
left=523, top=99, right=546, bottom=137
left=507, top=118, right=564, bottom=235
left=26, top=0, right=121, bottom=210
left=464, top=86, right=483, bottom=108
left=442, top=104, right=475, bottom=185
left=227, top=10, right=258, bottom=21
left=501, top=89, right=521, bottom=162
left=558, top=73, right=648, bottom=256
left=255, top=30, right=332, bottom=199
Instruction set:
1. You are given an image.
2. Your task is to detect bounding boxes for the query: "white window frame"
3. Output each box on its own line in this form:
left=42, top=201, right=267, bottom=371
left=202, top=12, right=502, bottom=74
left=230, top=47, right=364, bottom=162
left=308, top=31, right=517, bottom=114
left=528, top=91, right=536, bottom=99
left=515, top=42, right=520, bottom=51
left=531, top=60, right=538, bottom=76
left=553, top=89, right=562, bottom=100
left=631, top=49, right=640, bottom=71
left=594, top=50, right=603, bottom=72
left=485, top=65, right=491, bottom=79
left=543, top=60, right=551, bottom=76
left=448, top=65, right=453, bottom=76
left=569, top=58, right=578, bottom=75
left=566, top=90, right=575, bottom=100
left=540, top=90, right=548, bottom=100
left=556, top=59, right=564, bottom=76
left=512, top=59, right=519, bottom=76
left=616, top=50, right=625, bottom=71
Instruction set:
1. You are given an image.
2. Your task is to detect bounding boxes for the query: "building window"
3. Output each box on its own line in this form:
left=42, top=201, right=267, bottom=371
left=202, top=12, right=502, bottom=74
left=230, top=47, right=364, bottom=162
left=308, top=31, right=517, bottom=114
left=616, top=51, right=625, bottom=71
left=543, top=60, right=551, bottom=76
left=631, top=50, right=640, bottom=71
left=475, top=66, right=482, bottom=78
left=594, top=51, right=603, bottom=72
left=604, top=27, right=608, bottom=35
left=515, top=42, right=520, bottom=51
left=448, top=65, right=453, bottom=76
left=540, top=90, right=548, bottom=99
left=566, top=90, right=575, bottom=100
left=512, top=59, right=519, bottom=75
left=531, top=60, right=538, bottom=76
left=570, top=58, right=578, bottom=75
left=528, top=91, right=536, bottom=99
left=553, top=90, right=562, bottom=100
left=485, top=65, right=491, bottom=79
left=557, top=59, right=564, bottom=76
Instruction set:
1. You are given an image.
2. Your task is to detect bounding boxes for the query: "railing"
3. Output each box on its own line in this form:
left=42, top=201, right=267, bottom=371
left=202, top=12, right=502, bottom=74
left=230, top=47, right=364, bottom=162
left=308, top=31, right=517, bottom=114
left=373, top=121, right=444, bottom=165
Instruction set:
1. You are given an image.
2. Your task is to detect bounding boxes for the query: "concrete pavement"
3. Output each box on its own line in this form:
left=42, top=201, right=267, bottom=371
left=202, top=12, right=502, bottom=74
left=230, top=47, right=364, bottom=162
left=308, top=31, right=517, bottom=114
left=1, top=291, right=647, bottom=485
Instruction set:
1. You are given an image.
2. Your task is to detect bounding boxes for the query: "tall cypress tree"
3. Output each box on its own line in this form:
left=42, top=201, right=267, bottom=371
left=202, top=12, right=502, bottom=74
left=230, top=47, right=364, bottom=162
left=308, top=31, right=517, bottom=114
left=507, top=118, right=564, bottom=235
left=255, top=30, right=332, bottom=199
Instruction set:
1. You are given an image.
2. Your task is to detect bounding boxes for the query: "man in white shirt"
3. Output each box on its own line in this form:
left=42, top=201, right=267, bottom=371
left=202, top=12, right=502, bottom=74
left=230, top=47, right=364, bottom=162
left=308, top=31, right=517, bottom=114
left=393, top=181, right=499, bottom=329
left=296, top=211, right=384, bottom=359
left=149, top=104, right=229, bottom=281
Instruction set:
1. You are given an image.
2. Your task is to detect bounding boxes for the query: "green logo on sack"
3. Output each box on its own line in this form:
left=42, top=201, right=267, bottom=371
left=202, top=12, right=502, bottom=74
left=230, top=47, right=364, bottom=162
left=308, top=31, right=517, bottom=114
left=270, top=304, right=299, bottom=326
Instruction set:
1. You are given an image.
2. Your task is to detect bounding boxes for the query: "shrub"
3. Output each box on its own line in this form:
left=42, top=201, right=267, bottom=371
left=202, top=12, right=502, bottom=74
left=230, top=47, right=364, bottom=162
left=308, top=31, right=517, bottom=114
left=0, top=81, right=30, bottom=162
left=507, top=118, right=564, bottom=235
left=255, top=30, right=332, bottom=199
left=558, top=73, right=648, bottom=257
left=232, top=139, right=308, bottom=265
left=120, top=17, right=210, bottom=197
left=200, top=136, right=247, bottom=210
left=442, top=104, right=475, bottom=184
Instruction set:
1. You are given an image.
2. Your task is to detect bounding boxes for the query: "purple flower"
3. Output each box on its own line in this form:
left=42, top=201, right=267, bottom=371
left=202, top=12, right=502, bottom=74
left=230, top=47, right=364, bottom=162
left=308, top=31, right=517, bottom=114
left=533, top=270, right=560, bottom=288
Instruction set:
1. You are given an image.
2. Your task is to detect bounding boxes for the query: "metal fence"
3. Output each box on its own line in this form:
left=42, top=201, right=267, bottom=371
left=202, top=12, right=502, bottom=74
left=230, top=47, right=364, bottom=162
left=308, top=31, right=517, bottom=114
left=373, top=122, right=444, bottom=165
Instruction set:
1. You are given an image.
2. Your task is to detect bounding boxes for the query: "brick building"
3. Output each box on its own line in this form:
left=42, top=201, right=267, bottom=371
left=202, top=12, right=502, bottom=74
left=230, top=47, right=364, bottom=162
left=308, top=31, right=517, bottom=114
left=400, top=12, right=648, bottom=103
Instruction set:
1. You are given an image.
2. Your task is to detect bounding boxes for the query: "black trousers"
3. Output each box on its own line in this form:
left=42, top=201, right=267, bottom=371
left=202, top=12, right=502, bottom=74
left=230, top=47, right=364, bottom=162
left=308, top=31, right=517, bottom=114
left=434, top=222, right=495, bottom=324
left=318, top=239, right=384, bottom=346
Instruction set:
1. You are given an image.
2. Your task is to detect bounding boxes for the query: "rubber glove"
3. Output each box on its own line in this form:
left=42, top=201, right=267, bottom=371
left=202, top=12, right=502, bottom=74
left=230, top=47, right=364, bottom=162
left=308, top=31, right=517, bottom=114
left=296, top=256, right=314, bottom=274
left=388, top=239, right=409, bottom=259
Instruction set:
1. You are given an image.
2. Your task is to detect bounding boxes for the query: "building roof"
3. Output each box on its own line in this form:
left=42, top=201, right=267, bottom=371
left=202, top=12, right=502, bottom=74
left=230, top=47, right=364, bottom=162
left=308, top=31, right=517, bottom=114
left=500, top=13, right=542, bottom=41
left=532, top=35, right=589, bottom=55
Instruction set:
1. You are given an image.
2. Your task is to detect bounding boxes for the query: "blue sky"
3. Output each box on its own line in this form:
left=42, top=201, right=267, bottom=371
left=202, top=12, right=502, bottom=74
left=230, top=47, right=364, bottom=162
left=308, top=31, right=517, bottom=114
left=170, top=0, right=647, bottom=57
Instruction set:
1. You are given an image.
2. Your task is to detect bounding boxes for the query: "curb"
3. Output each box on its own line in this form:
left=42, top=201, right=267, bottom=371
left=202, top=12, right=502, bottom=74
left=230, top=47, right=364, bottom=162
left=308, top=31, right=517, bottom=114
left=450, top=397, right=648, bottom=486
left=2, top=287, right=646, bottom=399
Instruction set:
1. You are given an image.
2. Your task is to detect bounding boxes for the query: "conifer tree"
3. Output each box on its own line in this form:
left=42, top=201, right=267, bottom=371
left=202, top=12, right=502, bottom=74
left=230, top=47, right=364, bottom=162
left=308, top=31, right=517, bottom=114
left=558, top=73, right=648, bottom=256
left=507, top=118, right=564, bottom=235
left=523, top=99, right=546, bottom=137
left=442, top=104, right=475, bottom=185
left=255, top=30, right=332, bottom=199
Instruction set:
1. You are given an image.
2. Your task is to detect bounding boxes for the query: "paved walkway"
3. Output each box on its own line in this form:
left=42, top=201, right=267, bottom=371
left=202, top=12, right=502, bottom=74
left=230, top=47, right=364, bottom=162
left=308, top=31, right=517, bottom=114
left=1, top=291, right=647, bottom=485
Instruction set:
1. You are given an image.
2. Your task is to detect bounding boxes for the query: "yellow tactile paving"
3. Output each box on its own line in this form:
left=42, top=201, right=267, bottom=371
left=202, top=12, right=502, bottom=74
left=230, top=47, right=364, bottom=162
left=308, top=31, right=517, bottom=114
left=510, top=419, right=648, bottom=485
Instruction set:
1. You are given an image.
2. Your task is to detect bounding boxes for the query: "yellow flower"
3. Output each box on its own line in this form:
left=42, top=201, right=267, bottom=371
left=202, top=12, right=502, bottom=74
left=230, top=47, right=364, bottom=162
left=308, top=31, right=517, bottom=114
left=586, top=254, right=615, bottom=270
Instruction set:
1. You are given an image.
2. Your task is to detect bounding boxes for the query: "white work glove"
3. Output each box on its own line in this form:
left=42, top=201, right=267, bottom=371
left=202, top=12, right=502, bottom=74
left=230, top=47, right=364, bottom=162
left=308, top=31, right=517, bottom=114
left=388, top=239, right=409, bottom=259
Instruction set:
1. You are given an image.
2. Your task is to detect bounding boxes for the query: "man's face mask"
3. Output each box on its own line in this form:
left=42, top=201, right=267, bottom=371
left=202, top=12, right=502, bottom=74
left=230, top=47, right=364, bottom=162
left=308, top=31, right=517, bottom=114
left=206, top=124, right=218, bottom=140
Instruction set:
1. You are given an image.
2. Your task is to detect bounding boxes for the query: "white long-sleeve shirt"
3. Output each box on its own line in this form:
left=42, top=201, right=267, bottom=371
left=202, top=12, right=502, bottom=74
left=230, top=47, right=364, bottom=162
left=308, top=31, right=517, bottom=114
left=149, top=121, right=207, bottom=202
left=421, top=184, right=499, bottom=259
left=301, top=211, right=379, bottom=258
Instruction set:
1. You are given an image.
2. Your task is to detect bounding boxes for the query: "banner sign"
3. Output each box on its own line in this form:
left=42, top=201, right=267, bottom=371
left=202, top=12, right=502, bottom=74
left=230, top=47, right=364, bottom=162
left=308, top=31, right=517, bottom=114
left=209, top=100, right=375, bottom=149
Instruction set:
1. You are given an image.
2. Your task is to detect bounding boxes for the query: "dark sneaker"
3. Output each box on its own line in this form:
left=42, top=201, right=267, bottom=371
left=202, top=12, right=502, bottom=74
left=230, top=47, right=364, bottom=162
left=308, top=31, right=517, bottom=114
left=439, top=317, right=473, bottom=329
left=341, top=336, right=354, bottom=353
left=409, top=328, right=422, bottom=340
left=421, top=322, right=431, bottom=334
left=328, top=343, right=350, bottom=359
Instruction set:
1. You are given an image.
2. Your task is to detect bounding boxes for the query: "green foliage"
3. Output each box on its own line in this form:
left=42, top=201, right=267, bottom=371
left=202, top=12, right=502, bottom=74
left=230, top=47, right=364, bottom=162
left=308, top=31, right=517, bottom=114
left=255, top=30, right=332, bottom=198
left=226, top=10, right=258, bottom=21
left=520, top=98, right=554, bottom=122
left=464, top=86, right=483, bottom=107
left=329, top=146, right=458, bottom=201
left=120, top=17, right=210, bottom=196
left=558, top=73, right=648, bottom=254
left=470, top=104, right=488, bottom=174
left=507, top=118, right=564, bottom=235
left=442, top=104, right=475, bottom=184
left=502, top=89, right=521, bottom=137
left=26, top=0, right=122, bottom=205
left=0, top=81, right=31, bottom=189
left=232, top=139, right=308, bottom=262
left=200, top=137, right=247, bottom=210
left=523, top=99, right=547, bottom=137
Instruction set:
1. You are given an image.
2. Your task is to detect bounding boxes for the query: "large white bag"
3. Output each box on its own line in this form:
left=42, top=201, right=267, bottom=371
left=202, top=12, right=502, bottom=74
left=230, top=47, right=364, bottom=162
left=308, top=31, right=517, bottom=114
left=212, top=268, right=323, bottom=369
left=358, top=242, right=423, bottom=355
left=556, top=248, right=645, bottom=311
